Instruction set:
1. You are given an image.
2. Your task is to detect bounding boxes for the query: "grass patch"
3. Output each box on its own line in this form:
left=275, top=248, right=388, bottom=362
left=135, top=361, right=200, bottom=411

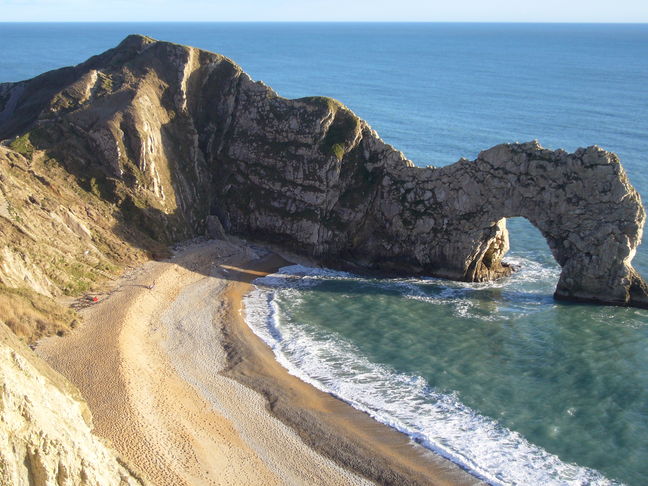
left=46, top=255, right=100, bottom=296
left=330, top=143, right=345, bottom=161
left=0, top=285, right=78, bottom=344
left=297, top=96, right=341, bottom=113
left=98, top=72, right=113, bottom=92
left=56, top=260, right=96, bottom=296
left=9, top=133, right=35, bottom=157
left=285, top=96, right=361, bottom=161
left=321, top=109, right=360, bottom=161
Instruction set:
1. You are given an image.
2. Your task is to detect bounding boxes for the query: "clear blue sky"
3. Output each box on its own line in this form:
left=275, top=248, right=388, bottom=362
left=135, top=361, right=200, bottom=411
left=2, top=0, right=648, bottom=23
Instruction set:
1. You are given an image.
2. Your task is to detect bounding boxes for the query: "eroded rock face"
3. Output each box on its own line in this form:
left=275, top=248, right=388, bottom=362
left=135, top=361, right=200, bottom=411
left=0, top=34, right=646, bottom=307
left=0, top=325, right=143, bottom=486
left=433, top=143, right=646, bottom=306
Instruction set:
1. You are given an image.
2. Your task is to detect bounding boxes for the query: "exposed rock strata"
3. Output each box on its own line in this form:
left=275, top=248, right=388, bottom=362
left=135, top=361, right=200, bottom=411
left=0, top=324, right=143, bottom=486
left=0, top=34, right=646, bottom=307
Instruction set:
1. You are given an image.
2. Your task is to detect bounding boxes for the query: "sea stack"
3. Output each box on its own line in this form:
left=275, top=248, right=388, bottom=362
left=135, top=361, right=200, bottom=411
left=0, top=34, right=646, bottom=307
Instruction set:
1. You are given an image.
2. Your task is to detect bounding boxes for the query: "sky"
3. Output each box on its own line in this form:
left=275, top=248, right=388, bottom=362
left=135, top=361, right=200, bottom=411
left=1, top=0, right=648, bottom=23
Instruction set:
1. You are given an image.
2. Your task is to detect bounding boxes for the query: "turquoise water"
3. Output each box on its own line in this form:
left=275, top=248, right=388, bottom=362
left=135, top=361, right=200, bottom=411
left=245, top=257, right=648, bottom=485
left=2, top=23, right=648, bottom=485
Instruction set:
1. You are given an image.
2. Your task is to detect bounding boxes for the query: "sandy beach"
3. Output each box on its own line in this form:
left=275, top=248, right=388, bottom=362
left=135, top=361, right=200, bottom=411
left=37, top=238, right=482, bottom=486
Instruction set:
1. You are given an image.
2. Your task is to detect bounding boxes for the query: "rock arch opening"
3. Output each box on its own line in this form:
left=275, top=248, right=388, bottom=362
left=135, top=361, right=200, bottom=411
left=495, top=216, right=561, bottom=287
left=441, top=143, right=648, bottom=307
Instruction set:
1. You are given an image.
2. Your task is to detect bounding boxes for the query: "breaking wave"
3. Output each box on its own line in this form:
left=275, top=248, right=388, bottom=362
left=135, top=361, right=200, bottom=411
left=243, top=262, right=620, bottom=486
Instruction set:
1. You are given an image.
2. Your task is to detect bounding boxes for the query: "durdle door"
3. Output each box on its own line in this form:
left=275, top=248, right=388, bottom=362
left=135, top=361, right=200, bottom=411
left=1, top=34, right=646, bottom=307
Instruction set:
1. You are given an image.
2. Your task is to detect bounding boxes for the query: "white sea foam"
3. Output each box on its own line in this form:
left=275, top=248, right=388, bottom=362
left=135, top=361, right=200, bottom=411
left=243, top=263, right=622, bottom=486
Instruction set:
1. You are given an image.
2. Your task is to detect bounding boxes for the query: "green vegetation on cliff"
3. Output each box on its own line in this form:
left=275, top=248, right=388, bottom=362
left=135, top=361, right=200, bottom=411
left=8, top=133, right=35, bottom=157
left=0, top=285, right=77, bottom=343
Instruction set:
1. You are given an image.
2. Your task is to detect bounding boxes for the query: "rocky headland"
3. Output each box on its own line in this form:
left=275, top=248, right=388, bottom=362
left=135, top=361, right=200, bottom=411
left=0, top=35, right=646, bottom=485
left=1, top=34, right=645, bottom=311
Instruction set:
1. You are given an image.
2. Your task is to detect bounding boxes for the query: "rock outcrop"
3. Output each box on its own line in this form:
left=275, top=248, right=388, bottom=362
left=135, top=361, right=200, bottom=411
left=0, top=34, right=646, bottom=307
left=0, top=324, right=143, bottom=485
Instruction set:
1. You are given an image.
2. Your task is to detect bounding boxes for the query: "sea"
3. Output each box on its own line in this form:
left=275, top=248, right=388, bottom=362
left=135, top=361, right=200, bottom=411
left=1, top=22, right=647, bottom=486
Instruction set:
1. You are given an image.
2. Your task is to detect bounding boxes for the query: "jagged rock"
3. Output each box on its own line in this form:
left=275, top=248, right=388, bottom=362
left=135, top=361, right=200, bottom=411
left=0, top=34, right=645, bottom=307
left=0, top=324, right=143, bottom=486
left=206, top=214, right=227, bottom=240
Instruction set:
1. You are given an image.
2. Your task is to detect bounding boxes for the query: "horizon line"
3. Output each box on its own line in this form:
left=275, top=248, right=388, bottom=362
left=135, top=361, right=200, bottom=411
left=1, top=20, right=648, bottom=25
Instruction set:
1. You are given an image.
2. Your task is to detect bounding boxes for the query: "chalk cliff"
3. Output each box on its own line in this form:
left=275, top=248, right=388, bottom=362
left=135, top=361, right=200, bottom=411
left=0, top=324, right=143, bottom=485
left=0, top=34, right=646, bottom=309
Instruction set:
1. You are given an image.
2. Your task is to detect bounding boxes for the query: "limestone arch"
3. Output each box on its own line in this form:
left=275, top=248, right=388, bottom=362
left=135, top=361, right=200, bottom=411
left=426, top=142, right=647, bottom=307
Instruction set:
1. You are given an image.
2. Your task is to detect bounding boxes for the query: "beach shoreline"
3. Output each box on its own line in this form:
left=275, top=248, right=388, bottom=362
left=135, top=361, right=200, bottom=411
left=37, top=238, right=482, bottom=486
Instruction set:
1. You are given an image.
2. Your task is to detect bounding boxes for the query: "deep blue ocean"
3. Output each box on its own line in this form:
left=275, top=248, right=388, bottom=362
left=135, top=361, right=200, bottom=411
left=1, top=23, right=647, bottom=486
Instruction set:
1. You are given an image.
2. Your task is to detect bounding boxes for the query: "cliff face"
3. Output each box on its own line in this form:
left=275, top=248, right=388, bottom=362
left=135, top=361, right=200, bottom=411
left=0, top=34, right=646, bottom=307
left=0, top=325, right=143, bottom=486
left=0, top=144, right=161, bottom=343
